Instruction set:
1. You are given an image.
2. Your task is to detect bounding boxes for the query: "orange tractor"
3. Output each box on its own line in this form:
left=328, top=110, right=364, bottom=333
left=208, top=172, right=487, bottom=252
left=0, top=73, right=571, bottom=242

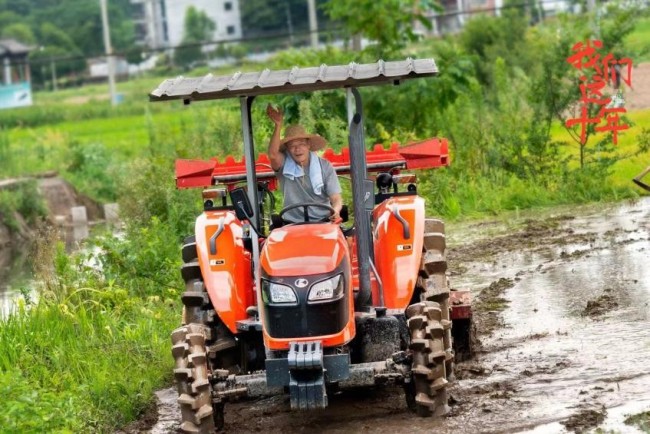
left=150, top=58, right=472, bottom=433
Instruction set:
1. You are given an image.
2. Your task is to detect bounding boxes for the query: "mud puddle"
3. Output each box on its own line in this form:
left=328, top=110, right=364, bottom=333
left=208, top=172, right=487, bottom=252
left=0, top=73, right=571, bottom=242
left=449, top=197, right=650, bottom=433
left=135, top=197, right=650, bottom=433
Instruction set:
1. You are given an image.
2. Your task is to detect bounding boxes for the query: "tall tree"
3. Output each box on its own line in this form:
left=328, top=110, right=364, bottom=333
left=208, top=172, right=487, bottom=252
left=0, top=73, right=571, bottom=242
left=183, top=6, right=217, bottom=42
left=174, top=6, right=216, bottom=68
left=241, top=0, right=309, bottom=38
left=324, top=0, right=438, bottom=57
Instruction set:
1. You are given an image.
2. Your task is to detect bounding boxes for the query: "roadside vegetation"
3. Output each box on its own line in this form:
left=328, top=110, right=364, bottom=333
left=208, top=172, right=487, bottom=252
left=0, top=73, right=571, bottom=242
left=625, top=411, right=650, bottom=431
left=0, top=1, right=649, bottom=431
left=0, top=221, right=183, bottom=431
left=0, top=181, right=48, bottom=234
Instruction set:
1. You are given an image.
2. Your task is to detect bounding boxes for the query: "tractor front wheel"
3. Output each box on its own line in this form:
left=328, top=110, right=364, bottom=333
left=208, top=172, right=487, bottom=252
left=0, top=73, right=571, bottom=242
left=405, top=301, right=449, bottom=417
left=172, top=323, right=223, bottom=433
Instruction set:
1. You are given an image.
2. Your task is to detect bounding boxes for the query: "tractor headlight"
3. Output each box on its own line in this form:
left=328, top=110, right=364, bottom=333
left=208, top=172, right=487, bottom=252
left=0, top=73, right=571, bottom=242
left=308, top=274, right=343, bottom=302
left=268, top=282, right=297, bottom=304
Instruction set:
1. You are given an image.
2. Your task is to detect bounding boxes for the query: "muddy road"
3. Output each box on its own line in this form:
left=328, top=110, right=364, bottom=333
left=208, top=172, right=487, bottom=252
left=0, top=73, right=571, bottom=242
left=129, top=197, right=650, bottom=434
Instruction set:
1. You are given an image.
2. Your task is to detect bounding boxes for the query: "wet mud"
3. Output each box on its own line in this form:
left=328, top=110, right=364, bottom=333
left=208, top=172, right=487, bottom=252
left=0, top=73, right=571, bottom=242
left=582, top=289, right=619, bottom=317
left=561, top=407, right=606, bottom=433
left=135, top=197, right=650, bottom=433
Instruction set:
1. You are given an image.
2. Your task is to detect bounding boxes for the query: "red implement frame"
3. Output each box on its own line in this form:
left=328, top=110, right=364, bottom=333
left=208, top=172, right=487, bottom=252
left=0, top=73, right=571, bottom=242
left=176, top=138, right=449, bottom=190
left=450, top=289, right=472, bottom=320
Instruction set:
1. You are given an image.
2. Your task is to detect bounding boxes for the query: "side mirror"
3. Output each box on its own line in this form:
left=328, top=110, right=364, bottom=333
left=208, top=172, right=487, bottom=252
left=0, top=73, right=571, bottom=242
left=230, top=187, right=253, bottom=220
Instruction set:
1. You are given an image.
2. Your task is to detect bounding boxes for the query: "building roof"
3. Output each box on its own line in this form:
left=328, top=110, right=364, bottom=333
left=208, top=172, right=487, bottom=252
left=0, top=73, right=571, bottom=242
left=0, top=39, right=33, bottom=57
left=150, top=58, right=438, bottom=102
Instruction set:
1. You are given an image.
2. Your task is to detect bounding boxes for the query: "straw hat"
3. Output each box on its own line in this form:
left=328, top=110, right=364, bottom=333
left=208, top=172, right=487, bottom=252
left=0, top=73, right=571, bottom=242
left=279, top=124, right=327, bottom=152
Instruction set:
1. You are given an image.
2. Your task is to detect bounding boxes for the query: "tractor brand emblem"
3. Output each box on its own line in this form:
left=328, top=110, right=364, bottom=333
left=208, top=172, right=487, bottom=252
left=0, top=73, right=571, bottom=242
left=397, top=244, right=413, bottom=251
left=210, top=259, right=226, bottom=266
left=295, top=278, right=309, bottom=288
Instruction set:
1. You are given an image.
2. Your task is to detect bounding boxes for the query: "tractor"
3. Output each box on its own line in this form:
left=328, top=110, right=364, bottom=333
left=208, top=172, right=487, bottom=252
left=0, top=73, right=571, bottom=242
left=149, top=58, right=473, bottom=433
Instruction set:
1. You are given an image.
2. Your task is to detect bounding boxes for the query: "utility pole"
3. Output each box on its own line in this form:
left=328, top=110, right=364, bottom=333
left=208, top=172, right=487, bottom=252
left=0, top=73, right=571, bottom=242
left=307, top=0, right=318, bottom=48
left=50, top=58, right=58, bottom=91
left=286, top=3, right=294, bottom=45
left=100, top=0, right=117, bottom=106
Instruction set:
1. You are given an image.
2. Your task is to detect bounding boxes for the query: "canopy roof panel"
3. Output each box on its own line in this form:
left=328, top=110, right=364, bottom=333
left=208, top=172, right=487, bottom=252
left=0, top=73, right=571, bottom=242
left=149, top=58, right=438, bottom=102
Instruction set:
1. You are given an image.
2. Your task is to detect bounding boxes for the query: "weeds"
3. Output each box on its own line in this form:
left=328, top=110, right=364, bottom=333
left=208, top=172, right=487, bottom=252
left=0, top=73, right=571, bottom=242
left=0, top=181, right=48, bottom=233
left=624, top=411, right=650, bottom=431
left=0, top=216, right=182, bottom=432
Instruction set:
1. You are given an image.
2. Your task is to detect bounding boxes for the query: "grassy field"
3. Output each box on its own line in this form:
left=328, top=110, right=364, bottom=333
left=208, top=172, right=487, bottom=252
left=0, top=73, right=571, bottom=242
left=550, top=109, right=650, bottom=187
left=625, top=16, right=650, bottom=62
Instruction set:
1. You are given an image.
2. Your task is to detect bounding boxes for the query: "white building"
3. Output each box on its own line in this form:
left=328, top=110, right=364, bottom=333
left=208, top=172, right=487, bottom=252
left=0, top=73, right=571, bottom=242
left=131, top=0, right=242, bottom=49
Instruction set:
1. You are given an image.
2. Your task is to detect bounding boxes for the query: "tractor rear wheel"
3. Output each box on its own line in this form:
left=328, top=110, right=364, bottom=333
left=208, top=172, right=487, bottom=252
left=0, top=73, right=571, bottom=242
left=418, top=219, right=454, bottom=379
left=405, top=301, right=449, bottom=417
left=171, top=323, right=217, bottom=434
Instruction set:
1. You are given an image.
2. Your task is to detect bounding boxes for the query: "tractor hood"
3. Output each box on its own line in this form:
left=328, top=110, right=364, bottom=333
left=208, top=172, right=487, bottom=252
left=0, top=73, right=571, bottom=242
left=260, top=223, right=347, bottom=276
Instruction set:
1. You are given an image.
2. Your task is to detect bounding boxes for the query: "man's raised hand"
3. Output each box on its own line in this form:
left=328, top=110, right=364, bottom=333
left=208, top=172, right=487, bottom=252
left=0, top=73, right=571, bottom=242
left=266, top=104, right=284, bottom=126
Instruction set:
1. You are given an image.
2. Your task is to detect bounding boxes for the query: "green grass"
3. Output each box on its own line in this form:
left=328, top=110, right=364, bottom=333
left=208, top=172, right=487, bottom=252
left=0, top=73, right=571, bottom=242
left=625, top=411, right=650, bottom=431
left=0, top=222, right=183, bottom=433
left=0, top=295, right=178, bottom=432
left=0, top=181, right=48, bottom=232
left=549, top=108, right=650, bottom=187
left=2, top=102, right=224, bottom=179
left=625, top=16, right=650, bottom=62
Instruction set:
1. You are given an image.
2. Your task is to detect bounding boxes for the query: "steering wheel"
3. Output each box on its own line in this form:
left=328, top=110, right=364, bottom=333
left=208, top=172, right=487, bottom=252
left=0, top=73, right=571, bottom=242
left=279, top=202, right=335, bottom=223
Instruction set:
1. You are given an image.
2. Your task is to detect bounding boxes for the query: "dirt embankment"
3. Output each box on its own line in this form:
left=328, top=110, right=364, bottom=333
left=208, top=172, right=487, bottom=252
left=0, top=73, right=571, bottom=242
left=0, top=176, right=102, bottom=268
left=627, top=63, right=650, bottom=111
left=37, top=176, right=103, bottom=223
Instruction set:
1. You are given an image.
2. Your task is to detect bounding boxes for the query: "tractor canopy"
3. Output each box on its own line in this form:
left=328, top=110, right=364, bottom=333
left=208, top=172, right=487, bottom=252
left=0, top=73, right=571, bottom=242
left=149, top=58, right=438, bottom=102
left=150, top=58, right=446, bottom=321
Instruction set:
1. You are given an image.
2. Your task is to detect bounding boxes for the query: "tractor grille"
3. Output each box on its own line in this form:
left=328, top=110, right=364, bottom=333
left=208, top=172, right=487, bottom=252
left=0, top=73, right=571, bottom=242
left=261, top=268, right=350, bottom=339
left=265, top=296, right=348, bottom=339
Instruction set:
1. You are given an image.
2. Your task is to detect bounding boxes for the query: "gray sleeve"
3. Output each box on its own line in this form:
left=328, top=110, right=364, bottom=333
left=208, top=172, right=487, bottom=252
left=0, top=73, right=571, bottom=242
left=321, top=159, right=341, bottom=195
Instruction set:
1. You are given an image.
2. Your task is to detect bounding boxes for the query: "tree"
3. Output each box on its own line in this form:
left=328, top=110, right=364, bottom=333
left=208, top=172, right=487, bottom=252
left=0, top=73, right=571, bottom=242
left=323, top=0, right=438, bottom=57
left=174, top=6, right=216, bottom=68
left=183, top=6, right=217, bottom=42
left=37, top=23, right=80, bottom=53
left=550, top=7, right=648, bottom=169
left=1, top=23, right=36, bottom=44
left=241, top=0, right=312, bottom=36
left=0, top=11, right=21, bottom=31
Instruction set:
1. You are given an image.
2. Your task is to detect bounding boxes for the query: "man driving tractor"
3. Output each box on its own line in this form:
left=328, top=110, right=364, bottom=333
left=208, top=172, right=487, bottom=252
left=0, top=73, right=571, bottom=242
left=266, top=103, right=343, bottom=223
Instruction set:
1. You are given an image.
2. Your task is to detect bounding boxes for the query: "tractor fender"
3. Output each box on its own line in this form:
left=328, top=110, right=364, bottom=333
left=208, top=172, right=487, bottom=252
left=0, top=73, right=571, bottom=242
left=195, top=210, right=254, bottom=335
left=372, top=196, right=425, bottom=309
